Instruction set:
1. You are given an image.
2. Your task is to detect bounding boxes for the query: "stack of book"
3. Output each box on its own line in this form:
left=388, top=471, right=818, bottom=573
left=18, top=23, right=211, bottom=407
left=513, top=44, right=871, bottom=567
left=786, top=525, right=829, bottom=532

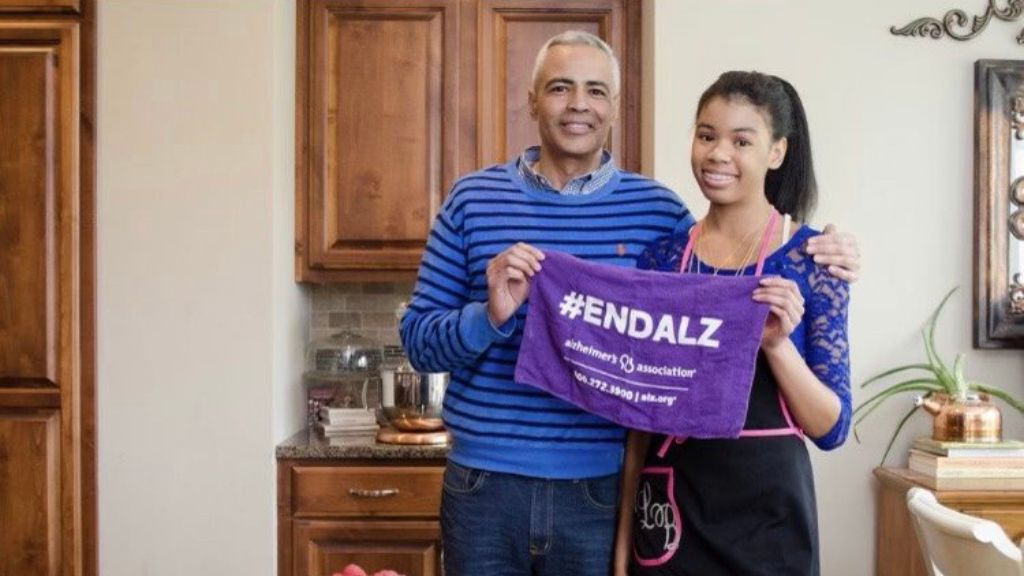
left=907, top=436, right=1024, bottom=490
left=317, top=407, right=379, bottom=439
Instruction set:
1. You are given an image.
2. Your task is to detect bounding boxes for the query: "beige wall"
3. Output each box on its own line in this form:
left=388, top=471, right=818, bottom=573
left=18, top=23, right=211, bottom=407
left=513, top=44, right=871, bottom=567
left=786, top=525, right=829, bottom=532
left=647, top=0, right=1024, bottom=573
left=97, top=1, right=304, bottom=574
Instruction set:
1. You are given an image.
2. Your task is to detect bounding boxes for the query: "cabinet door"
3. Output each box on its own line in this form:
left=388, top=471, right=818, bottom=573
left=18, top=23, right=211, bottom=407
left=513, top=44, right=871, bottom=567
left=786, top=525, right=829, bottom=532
left=0, top=21, right=76, bottom=396
left=293, top=520, right=441, bottom=576
left=0, top=0, right=79, bottom=12
left=0, top=411, right=60, bottom=576
left=477, top=0, right=641, bottom=171
left=298, top=0, right=461, bottom=281
left=296, top=0, right=642, bottom=280
left=0, top=17, right=92, bottom=576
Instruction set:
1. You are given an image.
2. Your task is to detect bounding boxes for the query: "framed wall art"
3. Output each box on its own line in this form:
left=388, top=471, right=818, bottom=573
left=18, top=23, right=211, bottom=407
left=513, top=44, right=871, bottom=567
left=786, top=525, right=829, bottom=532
left=975, top=59, right=1024, bottom=348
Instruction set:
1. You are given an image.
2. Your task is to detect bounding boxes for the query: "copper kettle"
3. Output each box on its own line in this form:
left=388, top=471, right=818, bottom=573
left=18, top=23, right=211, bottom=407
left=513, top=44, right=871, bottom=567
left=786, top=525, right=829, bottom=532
left=916, top=393, right=1002, bottom=443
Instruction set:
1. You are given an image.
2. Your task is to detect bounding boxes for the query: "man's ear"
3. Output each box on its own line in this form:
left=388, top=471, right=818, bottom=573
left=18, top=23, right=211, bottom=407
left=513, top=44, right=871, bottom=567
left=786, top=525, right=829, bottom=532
left=528, top=90, right=538, bottom=120
left=769, top=137, right=788, bottom=170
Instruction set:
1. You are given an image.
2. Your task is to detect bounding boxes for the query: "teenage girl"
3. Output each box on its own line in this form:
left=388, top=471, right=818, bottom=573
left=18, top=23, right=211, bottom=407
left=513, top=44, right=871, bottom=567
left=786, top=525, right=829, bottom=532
left=613, top=71, right=851, bottom=576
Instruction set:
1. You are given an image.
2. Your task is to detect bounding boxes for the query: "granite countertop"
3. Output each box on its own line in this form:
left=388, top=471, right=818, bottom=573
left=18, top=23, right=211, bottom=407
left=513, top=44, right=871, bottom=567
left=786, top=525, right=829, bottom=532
left=276, top=428, right=449, bottom=460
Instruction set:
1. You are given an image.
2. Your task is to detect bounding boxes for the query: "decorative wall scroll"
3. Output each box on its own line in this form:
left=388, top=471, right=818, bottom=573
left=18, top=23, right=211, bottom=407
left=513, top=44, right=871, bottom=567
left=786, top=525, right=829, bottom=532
left=892, top=1, right=1024, bottom=43
left=975, top=60, right=1024, bottom=348
left=1012, top=275, right=1024, bottom=314
left=1010, top=176, right=1024, bottom=241
left=1013, top=95, right=1024, bottom=138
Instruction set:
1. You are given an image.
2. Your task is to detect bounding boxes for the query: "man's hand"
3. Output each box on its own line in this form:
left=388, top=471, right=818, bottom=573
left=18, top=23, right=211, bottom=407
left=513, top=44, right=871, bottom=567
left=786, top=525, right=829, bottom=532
left=806, top=224, right=860, bottom=283
left=486, top=242, right=545, bottom=327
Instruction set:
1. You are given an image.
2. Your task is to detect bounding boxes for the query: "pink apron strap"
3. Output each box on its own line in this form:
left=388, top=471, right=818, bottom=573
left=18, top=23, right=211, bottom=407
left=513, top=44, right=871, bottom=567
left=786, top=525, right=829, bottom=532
left=678, top=222, right=701, bottom=273
left=738, top=405, right=803, bottom=438
left=656, top=434, right=686, bottom=458
left=740, top=209, right=802, bottom=438
left=753, top=210, right=779, bottom=277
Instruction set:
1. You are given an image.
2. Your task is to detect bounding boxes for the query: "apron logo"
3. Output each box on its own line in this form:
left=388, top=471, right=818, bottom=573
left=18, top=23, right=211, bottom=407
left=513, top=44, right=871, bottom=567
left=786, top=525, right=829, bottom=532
left=637, top=482, right=679, bottom=551
left=557, top=291, right=723, bottom=348
left=634, top=467, right=682, bottom=567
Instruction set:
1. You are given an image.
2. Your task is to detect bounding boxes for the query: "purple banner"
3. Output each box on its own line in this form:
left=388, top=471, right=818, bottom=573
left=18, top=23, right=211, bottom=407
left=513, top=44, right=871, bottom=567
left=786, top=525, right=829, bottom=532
left=514, top=251, right=770, bottom=438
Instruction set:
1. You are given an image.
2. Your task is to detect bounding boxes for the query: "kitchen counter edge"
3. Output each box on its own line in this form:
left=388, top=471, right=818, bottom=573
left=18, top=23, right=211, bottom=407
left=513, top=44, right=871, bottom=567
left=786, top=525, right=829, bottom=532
left=276, top=429, right=449, bottom=460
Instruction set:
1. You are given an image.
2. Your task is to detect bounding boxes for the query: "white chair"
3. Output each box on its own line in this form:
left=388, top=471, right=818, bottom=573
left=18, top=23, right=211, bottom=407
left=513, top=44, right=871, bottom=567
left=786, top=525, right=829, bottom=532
left=906, top=487, right=1024, bottom=576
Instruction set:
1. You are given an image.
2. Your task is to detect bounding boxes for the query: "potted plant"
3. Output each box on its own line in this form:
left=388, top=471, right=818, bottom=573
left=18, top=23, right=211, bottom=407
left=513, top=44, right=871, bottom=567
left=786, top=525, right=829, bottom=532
left=853, top=287, right=1024, bottom=464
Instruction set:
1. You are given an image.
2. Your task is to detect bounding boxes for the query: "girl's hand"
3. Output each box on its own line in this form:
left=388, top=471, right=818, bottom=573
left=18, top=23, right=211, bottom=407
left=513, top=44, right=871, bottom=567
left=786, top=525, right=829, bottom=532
left=753, top=277, right=804, bottom=350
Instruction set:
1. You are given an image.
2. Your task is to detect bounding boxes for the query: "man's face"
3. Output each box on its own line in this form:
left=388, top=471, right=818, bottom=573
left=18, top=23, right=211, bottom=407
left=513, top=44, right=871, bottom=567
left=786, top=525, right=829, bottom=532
left=529, top=44, right=618, bottom=164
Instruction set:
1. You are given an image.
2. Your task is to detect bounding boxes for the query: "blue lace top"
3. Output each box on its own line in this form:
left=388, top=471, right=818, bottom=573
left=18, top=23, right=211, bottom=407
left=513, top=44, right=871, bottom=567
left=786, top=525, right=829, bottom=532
left=637, top=225, right=852, bottom=451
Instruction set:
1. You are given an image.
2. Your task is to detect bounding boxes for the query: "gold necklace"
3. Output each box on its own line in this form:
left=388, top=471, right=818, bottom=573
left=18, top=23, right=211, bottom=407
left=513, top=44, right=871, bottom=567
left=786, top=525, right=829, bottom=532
left=692, top=208, right=778, bottom=276
left=694, top=220, right=765, bottom=276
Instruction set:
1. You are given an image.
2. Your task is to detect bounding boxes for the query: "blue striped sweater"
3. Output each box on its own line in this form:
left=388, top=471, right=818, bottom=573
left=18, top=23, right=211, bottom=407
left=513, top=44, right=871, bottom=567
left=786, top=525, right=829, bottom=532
left=399, top=159, right=695, bottom=479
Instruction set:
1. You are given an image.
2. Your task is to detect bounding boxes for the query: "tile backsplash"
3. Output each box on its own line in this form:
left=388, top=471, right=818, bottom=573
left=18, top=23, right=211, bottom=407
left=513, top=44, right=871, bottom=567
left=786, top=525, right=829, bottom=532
left=310, top=282, right=416, bottom=348
left=305, top=283, right=415, bottom=418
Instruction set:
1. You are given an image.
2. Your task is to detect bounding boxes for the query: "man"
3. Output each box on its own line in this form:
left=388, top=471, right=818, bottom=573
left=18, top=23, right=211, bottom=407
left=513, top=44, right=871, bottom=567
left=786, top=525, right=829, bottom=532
left=400, top=31, right=858, bottom=576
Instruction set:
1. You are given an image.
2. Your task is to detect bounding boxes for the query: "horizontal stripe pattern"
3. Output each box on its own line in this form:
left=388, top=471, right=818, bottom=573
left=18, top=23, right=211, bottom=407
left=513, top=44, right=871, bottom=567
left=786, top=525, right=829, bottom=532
left=399, top=159, right=694, bottom=477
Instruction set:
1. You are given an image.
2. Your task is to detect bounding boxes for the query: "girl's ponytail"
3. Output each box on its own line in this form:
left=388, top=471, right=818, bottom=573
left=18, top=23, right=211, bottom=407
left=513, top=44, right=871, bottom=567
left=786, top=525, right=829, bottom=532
left=765, top=77, right=816, bottom=221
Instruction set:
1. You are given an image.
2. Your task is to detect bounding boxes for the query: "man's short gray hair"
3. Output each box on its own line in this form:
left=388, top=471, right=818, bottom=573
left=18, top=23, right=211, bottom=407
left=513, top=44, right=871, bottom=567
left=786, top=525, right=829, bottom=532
left=530, top=30, right=620, bottom=96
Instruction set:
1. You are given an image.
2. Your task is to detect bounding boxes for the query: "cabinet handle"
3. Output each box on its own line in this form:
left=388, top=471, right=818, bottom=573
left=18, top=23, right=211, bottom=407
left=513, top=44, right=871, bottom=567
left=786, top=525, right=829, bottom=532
left=348, top=488, right=400, bottom=498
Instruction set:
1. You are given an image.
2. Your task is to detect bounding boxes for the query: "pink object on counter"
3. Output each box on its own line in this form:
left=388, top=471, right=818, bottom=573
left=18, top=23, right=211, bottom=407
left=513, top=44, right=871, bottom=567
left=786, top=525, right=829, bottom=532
left=333, top=565, right=404, bottom=576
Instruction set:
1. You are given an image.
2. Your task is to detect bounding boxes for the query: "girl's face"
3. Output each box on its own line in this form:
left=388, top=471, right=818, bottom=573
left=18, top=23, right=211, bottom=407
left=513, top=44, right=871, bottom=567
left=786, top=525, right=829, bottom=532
left=691, top=96, right=787, bottom=208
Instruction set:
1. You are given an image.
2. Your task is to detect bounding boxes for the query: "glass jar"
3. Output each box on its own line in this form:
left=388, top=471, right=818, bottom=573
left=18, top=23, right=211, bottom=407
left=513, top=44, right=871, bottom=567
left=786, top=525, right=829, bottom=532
left=303, top=330, right=383, bottom=426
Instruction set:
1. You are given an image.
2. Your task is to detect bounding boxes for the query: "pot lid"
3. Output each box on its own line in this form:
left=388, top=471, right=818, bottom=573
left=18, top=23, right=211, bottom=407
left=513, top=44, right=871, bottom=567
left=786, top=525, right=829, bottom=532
left=306, top=330, right=383, bottom=376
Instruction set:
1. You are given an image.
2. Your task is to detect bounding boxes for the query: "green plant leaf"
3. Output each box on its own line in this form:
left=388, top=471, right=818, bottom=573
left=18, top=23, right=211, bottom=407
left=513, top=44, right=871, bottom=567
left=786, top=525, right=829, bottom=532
left=852, top=383, right=941, bottom=442
left=859, top=364, right=934, bottom=389
left=922, top=327, right=955, bottom=393
left=924, top=287, right=958, bottom=390
left=880, top=405, right=922, bottom=466
left=921, top=329, right=952, bottom=392
left=970, top=383, right=1024, bottom=415
left=853, top=380, right=941, bottom=418
left=952, top=353, right=968, bottom=399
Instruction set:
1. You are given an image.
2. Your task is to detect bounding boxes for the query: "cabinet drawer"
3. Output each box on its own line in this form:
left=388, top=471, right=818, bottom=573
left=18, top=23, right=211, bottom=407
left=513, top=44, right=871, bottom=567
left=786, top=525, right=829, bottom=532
left=292, top=519, right=441, bottom=576
left=291, top=465, right=442, bottom=518
left=957, top=508, right=1024, bottom=542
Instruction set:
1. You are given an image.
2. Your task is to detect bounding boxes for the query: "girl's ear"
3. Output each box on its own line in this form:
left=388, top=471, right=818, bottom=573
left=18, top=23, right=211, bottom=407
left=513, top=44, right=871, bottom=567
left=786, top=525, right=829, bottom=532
left=528, top=90, right=538, bottom=120
left=769, top=137, right=788, bottom=170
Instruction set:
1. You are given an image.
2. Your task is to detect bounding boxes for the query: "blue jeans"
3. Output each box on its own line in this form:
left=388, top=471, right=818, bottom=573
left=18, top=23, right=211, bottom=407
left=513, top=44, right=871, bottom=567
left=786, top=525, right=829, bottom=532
left=441, top=460, right=620, bottom=576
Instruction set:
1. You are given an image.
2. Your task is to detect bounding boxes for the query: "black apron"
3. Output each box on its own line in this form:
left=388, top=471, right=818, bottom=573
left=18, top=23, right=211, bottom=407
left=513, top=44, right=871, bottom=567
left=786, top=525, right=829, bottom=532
left=629, top=354, right=819, bottom=576
left=630, top=212, right=818, bottom=575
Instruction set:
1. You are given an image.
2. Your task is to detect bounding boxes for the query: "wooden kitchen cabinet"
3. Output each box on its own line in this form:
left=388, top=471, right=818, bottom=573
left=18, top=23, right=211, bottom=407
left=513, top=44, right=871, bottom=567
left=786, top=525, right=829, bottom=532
left=295, top=0, right=642, bottom=282
left=0, top=0, right=79, bottom=12
left=874, top=467, right=1024, bottom=576
left=279, top=458, right=446, bottom=576
left=0, top=4, right=95, bottom=575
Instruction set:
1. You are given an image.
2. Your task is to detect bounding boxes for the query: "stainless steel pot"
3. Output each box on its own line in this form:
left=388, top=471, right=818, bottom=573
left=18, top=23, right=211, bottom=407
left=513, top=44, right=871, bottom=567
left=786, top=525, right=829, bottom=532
left=380, top=368, right=448, bottom=432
